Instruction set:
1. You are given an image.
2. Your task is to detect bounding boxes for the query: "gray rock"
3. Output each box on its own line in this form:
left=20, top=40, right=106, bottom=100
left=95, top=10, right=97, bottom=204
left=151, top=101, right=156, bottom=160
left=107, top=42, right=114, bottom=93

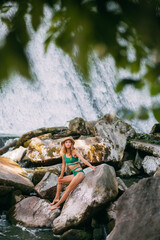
left=154, top=168, right=160, bottom=177
left=134, top=150, right=143, bottom=170
left=94, top=120, right=127, bottom=164
left=53, top=164, right=118, bottom=234
left=130, top=141, right=160, bottom=157
left=69, top=117, right=94, bottom=136
left=117, top=160, right=140, bottom=177
left=7, top=196, right=60, bottom=227
left=0, top=157, right=34, bottom=194
left=31, top=164, right=62, bottom=185
left=142, top=156, right=160, bottom=176
left=106, top=202, right=116, bottom=222
left=106, top=176, right=160, bottom=240
left=35, top=172, right=58, bottom=201
left=2, top=146, right=26, bottom=162
left=116, top=177, right=128, bottom=192
left=98, top=114, right=135, bottom=138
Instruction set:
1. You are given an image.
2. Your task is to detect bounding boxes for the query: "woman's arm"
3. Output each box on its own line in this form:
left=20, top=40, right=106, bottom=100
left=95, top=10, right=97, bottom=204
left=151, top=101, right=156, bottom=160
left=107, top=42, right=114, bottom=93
left=59, top=154, right=66, bottom=178
left=74, top=149, right=97, bottom=170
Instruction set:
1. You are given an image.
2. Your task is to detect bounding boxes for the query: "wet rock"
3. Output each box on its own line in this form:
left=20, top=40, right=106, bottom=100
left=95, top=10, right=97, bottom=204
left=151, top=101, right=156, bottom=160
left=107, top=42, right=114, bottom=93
left=142, top=156, right=160, bottom=176
left=0, top=157, right=34, bottom=194
left=117, top=160, right=140, bottom=177
left=60, top=229, right=92, bottom=240
left=2, top=146, right=26, bottom=162
left=94, top=119, right=127, bottom=165
left=7, top=196, right=60, bottom=227
left=106, top=176, right=160, bottom=240
left=53, top=164, right=118, bottom=234
left=130, top=141, right=160, bottom=157
left=35, top=172, right=58, bottom=201
left=16, top=127, right=68, bottom=147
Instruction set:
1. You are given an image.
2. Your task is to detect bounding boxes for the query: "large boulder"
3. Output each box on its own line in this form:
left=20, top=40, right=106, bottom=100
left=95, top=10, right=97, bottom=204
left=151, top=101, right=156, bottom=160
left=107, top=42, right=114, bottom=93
left=0, top=157, right=34, bottom=194
left=94, top=119, right=127, bottom=165
left=96, top=114, right=135, bottom=139
left=130, top=141, right=160, bottom=157
left=106, top=176, right=160, bottom=240
left=53, top=164, right=118, bottom=234
left=16, top=127, right=68, bottom=147
left=142, top=156, right=160, bottom=176
left=74, top=136, right=106, bottom=164
left=26, top=136, right=62, bottom=165
left=69, top=117, right=94, bottom=135
left=35, top=172, right=58, bottom=201
left=7, top=196, right=60, bottom=227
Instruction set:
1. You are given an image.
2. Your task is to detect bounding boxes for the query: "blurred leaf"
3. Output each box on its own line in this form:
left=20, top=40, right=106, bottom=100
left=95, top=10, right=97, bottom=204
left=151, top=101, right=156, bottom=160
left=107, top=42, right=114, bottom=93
left=115, top=78, right=144, bottom=92
left=151, top=103, right=160, bottom=122
left=1, top=17, right=11, bottom=29
left=0, top=5, right=12, bottom=13
left=130, top=60, right=140, bottom=73
left=30, top=0, right=44, bottom=31
left=136, top=106, right=149, bottom=120
left=117, top=108, right=135, bottom=120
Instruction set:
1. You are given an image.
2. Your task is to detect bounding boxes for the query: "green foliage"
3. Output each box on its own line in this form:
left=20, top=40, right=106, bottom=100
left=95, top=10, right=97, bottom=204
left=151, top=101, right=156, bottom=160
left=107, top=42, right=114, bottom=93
left=0, top=0, right=160, bottom=121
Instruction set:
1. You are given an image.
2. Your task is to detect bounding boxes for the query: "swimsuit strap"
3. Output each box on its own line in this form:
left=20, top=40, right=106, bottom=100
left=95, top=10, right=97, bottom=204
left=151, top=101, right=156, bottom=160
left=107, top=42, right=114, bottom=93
left=68, top=161, right=79, bottom=166
left=73, top=166, right=82, bottom=171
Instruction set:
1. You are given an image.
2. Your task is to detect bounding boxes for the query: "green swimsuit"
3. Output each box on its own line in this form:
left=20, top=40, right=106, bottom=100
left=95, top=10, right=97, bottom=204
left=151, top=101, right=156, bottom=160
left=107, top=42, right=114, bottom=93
left=64, top=153, right=85, bottom=176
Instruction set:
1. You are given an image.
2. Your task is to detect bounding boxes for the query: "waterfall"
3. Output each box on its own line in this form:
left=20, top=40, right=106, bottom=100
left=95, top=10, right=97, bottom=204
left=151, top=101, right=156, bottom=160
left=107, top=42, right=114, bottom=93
left=0, top=6, right=157, bottom=136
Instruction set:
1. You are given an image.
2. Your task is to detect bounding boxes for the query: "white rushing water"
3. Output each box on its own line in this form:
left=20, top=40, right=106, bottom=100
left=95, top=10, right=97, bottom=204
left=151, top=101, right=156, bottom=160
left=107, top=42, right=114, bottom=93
left=0, top=6, right=157, bottom=135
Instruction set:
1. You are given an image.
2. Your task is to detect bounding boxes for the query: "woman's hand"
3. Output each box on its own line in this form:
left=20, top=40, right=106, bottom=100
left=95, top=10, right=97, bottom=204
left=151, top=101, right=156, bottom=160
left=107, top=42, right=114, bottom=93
left=91, top=166, right=98, bottom=171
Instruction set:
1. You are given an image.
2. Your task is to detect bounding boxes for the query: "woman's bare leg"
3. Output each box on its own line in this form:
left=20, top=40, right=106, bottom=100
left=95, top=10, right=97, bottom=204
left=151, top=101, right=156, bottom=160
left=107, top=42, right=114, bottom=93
left=50, top=172, right=85, bottom=210
left=50, top=175, right=74, bottom=205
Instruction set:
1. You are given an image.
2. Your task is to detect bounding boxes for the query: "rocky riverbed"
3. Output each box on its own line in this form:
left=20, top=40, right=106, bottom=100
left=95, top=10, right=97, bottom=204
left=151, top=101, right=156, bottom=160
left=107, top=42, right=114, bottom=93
left=0, top=114, right=160, bottom=240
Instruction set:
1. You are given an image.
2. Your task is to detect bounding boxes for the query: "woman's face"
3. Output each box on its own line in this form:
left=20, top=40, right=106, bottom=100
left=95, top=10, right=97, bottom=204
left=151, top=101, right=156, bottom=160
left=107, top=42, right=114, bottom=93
left=64, top=140, right=72, bottom=149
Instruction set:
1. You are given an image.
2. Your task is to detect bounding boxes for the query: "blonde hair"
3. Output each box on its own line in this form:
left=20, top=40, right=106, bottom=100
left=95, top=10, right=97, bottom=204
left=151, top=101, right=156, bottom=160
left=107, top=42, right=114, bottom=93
left=61, top=140, right=75, bottom=160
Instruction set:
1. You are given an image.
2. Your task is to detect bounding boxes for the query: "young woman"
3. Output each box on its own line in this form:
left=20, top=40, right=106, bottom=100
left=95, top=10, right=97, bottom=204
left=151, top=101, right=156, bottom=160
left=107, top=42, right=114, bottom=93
left=50, top=136, right=97, bottom=210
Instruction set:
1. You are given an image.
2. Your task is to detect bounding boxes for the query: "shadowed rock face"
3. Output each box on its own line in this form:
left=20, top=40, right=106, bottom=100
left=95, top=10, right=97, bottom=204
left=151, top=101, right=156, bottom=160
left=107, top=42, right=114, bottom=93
left=53, top=164, right=118, bottom=234
left=7, top=196, right=60, bottom=227
left=0, top=157, right=34, bottom=194
left=106, top=176, right=160, bottom=240
left=35, top=172, right=58, bottom=201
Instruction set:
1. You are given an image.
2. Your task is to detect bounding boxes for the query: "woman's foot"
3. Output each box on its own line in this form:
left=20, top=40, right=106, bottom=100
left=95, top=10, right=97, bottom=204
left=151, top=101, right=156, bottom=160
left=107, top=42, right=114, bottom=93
left=49, top=204, right=60, bottom=210
left=50, top=199, right=59, bottom=206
